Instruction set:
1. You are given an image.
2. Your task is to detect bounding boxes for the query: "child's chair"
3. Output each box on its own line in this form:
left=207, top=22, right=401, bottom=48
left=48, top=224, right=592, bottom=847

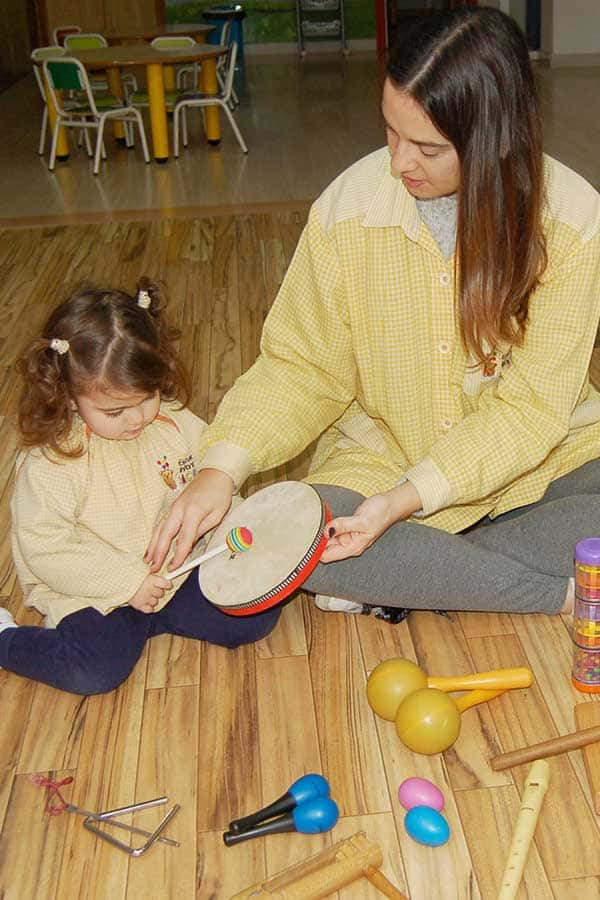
left=173, top=41, right=247, bottom=156
left=43, top=57, right=150, bottom=174
left=31, top=46, right=66, bottom=155
left=64, top=33, right=138, bottom=96
left=52, top=25, right=81, bottom=47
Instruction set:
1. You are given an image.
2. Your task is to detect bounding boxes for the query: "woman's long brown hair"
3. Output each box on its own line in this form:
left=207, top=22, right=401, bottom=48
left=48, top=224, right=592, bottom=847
left=387, top=6, right=547, bottom=361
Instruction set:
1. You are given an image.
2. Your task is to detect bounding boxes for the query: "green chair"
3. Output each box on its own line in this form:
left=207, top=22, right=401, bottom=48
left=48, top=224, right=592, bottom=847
left=153, top=34, right=198, bottom=90
left=64, top=33, right=138, bottom=95
left=52, top=25, right=81, bottom=47
left=173, top=42, right=247, bottom=156
left=43, top=57, right=150, bottom=175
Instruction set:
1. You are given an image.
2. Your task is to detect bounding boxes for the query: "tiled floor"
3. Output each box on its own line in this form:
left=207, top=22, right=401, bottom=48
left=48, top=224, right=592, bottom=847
left=1, top=53, right=598, bottom=226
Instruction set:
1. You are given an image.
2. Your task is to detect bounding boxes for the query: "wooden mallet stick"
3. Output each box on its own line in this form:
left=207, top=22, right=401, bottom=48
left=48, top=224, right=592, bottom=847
left=168, top=526, right=252, bottom=579
left=574, top=702, right=600, bottom=814
left=490, top=724, right=600, bottom=771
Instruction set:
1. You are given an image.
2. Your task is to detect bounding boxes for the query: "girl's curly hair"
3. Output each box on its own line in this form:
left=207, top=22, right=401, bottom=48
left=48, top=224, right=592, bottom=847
left=17, top=277, right=190, bottom=457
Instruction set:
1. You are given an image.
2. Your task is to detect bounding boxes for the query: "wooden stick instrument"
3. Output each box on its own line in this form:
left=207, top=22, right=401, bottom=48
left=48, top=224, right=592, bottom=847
left=496, top=760, right=550, bottom=900
left=228, top=831, right=407, bottom=899
left=574, top=701, right=600, bottom=814
left=490, top=723, right=600, bottom=771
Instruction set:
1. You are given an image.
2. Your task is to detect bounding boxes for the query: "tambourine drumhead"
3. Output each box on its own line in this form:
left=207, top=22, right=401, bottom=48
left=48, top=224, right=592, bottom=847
left=199, top=481, right=329, bottom=616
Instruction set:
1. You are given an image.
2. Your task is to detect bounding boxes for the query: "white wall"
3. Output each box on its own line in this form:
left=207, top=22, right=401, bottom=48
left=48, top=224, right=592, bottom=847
left=550, top=0, right=600, bottom=54
left=496, top=0, right=599, bottom=60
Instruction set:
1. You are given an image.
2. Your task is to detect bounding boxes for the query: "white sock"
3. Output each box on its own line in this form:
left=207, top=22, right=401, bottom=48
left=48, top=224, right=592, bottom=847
left=313, top=595, right=364, bottom=614
left=0, top=607, right=17, bottom=635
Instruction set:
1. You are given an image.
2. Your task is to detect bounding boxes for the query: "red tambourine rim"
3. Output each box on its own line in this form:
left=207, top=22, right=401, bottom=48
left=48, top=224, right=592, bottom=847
left=220, top=502, right=332, bottom=616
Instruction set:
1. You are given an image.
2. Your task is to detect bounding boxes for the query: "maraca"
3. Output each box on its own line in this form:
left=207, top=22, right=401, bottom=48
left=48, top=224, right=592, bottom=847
left=228, top=773, right=329, bottom=834
left=395, top=687, right=504, bottom=754
left=223, top=797, right=339, bottom=846
left=367, top=657, right=532, bottom=721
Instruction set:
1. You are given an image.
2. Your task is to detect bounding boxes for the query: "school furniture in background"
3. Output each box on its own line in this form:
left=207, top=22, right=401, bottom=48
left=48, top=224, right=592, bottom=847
left=173, top=41, right=248, bottom=155
left=34, top=42, right=227, bottom=162
left=42, top=57, right=150, bottom=174
left=31, top=45, right=66, bottom=155
left=64, top=32, right=138, bottom=95
left=295, top=0, right=347, bottom=56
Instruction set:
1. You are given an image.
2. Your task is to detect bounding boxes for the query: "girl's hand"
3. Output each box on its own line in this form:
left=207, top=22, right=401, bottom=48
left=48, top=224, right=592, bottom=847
left=145, top=468, right=235, bottom=573
left=129, top=573, right=173, bottom=613
left=320, top=481, right=422, bottom=563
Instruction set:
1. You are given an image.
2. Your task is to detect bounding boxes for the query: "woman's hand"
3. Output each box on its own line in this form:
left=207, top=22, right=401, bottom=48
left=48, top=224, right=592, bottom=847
left=320, top=481, right=422, bottom=563
left=145, top=468, right=235, bottom=573
left=129, top=573, right=173, bottom=614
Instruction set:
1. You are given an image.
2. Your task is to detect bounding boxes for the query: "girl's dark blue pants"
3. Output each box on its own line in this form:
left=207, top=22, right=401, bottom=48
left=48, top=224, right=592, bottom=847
left=0, top=573, right=280, bottom=695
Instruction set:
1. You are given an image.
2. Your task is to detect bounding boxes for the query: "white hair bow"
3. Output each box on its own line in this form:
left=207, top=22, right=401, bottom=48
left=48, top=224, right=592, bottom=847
left=137, top=290, right=151, bottom=309
left=50, top=338, right=70, bottom=355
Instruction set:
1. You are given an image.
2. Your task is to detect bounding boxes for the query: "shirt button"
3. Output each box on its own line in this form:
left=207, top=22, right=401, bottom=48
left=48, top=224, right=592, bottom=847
left=439, top=273, right=451, bottom=286
left=441, top=418, right=453, bottom=430
left=438, top=341, right=450, bottom=354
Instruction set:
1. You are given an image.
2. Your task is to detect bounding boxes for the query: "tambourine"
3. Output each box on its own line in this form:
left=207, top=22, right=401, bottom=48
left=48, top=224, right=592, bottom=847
left=199, top=481, right=331, bottom=616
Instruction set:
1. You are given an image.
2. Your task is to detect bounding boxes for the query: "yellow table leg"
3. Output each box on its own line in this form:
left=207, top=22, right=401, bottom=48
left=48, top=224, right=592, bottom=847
left=198, top=57, right=221, bottom=143
left=146, top=63, right=169, bottom=161
left=106, top=67, right=126, bottom=141
left=44, top=84, right=69, bottom=159
left=163, top=65, right=176, bottom=91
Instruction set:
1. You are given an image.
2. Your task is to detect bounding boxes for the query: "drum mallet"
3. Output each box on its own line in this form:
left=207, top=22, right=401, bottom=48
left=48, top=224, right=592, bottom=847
left=496, top=760, right=550, bottom=900
left=228, top=830, right=407, bottom=899
left=168, top=526, right=253, bottom=578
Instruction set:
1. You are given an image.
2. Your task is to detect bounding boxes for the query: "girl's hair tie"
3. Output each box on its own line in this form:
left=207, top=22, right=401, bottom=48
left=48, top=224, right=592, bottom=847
left=50, top=338, right=70, bottom=355
left=137, top=289, right=151, bottom=309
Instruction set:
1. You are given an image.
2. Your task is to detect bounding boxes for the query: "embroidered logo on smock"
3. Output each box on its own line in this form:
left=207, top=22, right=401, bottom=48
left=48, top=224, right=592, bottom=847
left=156, top=453, right=197, bottom=490
left=157, top=455, right=178, bottom=489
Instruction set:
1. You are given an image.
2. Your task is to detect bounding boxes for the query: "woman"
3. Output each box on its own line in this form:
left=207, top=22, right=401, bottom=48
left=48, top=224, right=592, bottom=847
left=147, top=6, right=600, bottom=617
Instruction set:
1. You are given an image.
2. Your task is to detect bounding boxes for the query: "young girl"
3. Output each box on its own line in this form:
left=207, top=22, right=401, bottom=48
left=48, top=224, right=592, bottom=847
left=0, top=280, right=280, bottom=695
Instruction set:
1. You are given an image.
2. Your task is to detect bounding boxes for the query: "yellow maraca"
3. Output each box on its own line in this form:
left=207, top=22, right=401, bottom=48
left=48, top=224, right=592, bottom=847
left=366, top=657, right=532, bottom=721
left=367, top=657, right=533, bottom=754
left=394, top=686, right=505, bottom=754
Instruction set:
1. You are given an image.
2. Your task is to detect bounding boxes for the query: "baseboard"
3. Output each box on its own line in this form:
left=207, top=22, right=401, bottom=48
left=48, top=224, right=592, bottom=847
left=0, top=199, right=314, bottom=230
left=549, top=51, right=600, bottom=68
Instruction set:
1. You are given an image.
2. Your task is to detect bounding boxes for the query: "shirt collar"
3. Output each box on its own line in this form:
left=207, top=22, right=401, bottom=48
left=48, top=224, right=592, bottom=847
left=362, top=154, right=421, bottom=239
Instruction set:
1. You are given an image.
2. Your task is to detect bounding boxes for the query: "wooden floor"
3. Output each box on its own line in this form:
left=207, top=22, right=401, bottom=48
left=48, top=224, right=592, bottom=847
left=1, top=51, right=600, bottom=900
left=1, top=211, right=600, bottom=900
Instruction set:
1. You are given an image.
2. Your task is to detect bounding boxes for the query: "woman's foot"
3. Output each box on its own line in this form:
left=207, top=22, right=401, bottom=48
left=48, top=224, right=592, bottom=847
left=312, top=595, right=448, bottom=625
left=313, top=594, right=365, bottom=614
left=560, top=577, right=575, bottom=615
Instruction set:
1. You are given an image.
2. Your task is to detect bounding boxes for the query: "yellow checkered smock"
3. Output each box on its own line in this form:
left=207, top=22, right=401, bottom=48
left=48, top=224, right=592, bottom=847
left=11, top=404, right=207, bottom=626
left=200, top=148, right=600, bottom=534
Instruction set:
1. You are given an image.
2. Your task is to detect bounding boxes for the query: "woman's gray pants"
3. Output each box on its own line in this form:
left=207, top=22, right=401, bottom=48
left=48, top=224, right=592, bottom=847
left=303, top=458, right=600, bottom=615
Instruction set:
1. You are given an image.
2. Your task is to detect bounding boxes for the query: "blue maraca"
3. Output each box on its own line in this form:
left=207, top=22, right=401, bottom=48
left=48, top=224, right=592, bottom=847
left=223, top=797, right=339, bottom=846
left=228, top=773, right=330, bottom=834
